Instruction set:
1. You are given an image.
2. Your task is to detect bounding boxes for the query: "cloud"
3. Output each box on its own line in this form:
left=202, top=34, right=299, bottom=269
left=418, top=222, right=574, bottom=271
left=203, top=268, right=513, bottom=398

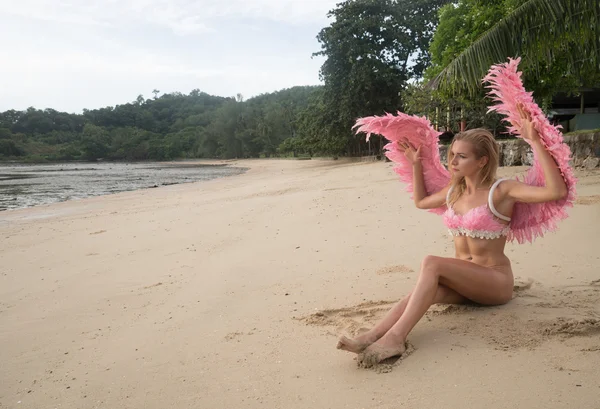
left=0, top=0, right=336, bottom=112
left=0, top=0, right=338, bottom=35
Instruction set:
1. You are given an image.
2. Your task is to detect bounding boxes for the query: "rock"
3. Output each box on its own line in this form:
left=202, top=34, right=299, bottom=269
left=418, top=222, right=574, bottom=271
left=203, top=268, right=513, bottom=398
left=439, top=145, right=448, bottom=163
left=499, top=139, right=531, bottom=166
left=583, top=157, right=599, bottom=169
left=427, top=131, right=599, bottom=168
left=523, top=149, right=534, bottom=166
left=565, top=132, right=600, bottom=161
left=503, top=145, right=521, bottom=166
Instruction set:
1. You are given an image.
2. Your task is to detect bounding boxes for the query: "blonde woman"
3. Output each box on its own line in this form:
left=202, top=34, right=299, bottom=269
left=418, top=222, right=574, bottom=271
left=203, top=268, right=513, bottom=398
left=342, top=59, right=575, bottom=367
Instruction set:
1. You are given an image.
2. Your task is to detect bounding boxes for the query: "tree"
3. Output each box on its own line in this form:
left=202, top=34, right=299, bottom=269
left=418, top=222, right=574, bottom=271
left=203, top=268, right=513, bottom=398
left=0, top=139, right=25, bottom=157
left=429, top=0, right=600, bottom=97
left=403, top=82, right=507, bottom=137
left=0, top=86, right=320, bottom=161
left=0, top=128, right=12, bottom=139
left=152, top=89, right=160, bottom=99
left=81, top=124, right=110, bottom=160
left=312, top=0, right=449, bottom=155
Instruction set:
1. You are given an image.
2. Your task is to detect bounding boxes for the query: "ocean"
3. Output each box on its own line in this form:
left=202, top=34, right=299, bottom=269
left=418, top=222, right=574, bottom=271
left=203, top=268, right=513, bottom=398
left=0, top=161, right=247, bottom=211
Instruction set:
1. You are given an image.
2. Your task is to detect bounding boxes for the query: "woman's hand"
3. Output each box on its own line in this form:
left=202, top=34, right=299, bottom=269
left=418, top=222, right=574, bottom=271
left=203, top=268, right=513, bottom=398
left=397, top=141, right=422, bottom=165
left=505, top=102, right=568, bottom=203
left=517, top=102, right=540, bottom=143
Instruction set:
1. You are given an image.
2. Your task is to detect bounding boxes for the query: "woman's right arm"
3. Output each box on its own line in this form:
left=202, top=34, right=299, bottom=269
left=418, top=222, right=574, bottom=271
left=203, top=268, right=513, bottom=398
left=398, top=142, right=450, bottom=210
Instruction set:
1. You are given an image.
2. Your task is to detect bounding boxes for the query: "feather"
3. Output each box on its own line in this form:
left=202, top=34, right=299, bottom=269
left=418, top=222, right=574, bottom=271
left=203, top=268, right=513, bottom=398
left=353, top=57, right=576, bottom=244
left=483, top=57, right=577, bottom=243
left=353, top=112, right=451, bottom=214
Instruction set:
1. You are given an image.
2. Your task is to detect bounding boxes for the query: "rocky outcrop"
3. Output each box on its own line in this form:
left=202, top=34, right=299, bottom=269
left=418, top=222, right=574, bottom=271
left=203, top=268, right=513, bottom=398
left=437, top=132, right=600, bottom=168
left=582, top=157, right=600, bottom=169
left=564, top=132, right=600, bottom=169
left=498, top=139, right=533, bottom=166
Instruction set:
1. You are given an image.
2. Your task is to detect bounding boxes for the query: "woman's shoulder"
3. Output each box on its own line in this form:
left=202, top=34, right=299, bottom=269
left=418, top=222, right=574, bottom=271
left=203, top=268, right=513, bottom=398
left=488, top=177, right=517, bottom=201
left=493, top=177, right=517, bottom=191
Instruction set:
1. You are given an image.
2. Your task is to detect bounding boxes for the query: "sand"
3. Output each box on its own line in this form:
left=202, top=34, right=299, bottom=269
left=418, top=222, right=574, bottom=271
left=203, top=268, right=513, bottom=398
left=1, top=158, right=599, bottom=409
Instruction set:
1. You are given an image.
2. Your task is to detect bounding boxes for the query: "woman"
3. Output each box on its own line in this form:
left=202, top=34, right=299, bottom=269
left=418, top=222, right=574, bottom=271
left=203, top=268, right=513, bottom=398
left=337, top=103, right=569, bottom=368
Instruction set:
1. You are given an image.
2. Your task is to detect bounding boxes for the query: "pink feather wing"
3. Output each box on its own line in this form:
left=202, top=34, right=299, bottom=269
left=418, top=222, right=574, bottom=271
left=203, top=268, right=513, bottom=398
left=354, top=112, right=451, bottom=214
left=483, top=57, right=577, bottom=244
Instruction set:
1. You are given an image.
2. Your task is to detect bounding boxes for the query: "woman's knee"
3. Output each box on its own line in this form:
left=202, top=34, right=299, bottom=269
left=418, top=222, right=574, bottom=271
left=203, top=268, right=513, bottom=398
left=420, top=255, right=442, bottom=277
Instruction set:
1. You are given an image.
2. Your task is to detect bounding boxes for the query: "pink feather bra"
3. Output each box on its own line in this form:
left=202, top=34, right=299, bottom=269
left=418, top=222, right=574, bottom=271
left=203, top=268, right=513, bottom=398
left=353, top=58, right=577, bottom=244
left=443, top=178, right=511, bottom=240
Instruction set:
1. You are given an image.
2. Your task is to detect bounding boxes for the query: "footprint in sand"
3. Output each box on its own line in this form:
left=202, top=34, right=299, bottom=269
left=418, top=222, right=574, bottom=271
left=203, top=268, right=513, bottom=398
left=323, top=186, right=355, bottom=192
left=575, top=195, right=600, bottom=205
left=299, top=300, right=396, bottom=336
left=142, top=282, right=163, bottom=290
left=376, top=265, right=414, bottom=275
left=360, top=341, right=417, bottom=374
left=224, top=330, right=256, bottom=342
left=512, top=278, right=535, bottom=296
left=224, top=332, right=244, bottom=341
left=0, top=301, right=13, bottom=313
left=543, top=318, right=600, bottom=337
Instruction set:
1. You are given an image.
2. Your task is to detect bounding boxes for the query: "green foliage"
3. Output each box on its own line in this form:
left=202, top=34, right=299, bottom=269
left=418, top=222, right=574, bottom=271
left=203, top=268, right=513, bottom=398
left=426, top=0, right=509, bottom=81
left=308, top=0, right=449, bottom=155
left=429, top=0, right=600, bottom=98
left=0, top=139, right=25, bottom=157
left=0, top=128, right=12, bottom=140
left=564, top=128, right=600, bottom=135
left=81, top=124, right=110, bottom=160
left=403, top=83, right=508, bottom=137
left=0, top=87, right=321, bottom=161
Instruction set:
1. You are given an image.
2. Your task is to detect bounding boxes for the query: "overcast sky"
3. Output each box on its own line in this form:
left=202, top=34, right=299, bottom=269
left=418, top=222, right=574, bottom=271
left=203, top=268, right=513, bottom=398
left=0, top=0, right=340, bottom=113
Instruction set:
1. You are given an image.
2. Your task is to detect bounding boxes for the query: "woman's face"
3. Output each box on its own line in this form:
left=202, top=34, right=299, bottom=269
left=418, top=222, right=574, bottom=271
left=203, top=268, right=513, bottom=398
left=449, top=140, right=487, bottom=177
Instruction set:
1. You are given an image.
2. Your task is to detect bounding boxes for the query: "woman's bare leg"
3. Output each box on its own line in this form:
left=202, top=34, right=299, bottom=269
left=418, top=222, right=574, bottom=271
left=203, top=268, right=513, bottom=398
left=336, top=285, right=466, bottom=353
left=357, top=255, right=513, bottom=367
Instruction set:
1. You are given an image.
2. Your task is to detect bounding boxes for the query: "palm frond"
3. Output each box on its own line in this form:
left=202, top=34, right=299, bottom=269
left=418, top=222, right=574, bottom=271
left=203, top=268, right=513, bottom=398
left=429, top=0, right=600, bottom=96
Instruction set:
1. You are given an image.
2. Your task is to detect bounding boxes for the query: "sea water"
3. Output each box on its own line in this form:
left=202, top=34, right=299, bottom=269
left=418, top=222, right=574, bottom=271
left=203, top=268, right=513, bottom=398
left=0, top=161, right=247, bottom=211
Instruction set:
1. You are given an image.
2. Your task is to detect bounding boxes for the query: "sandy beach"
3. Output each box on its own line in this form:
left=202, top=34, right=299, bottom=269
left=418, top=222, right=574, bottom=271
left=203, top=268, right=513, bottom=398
left=1, top=158, right=599, bottom=409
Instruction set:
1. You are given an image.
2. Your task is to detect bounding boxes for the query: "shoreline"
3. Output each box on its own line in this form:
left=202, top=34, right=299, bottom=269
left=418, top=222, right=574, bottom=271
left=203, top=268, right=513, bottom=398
left=0, top=160, right=250, bottom=213
left=1, top=159, right=599, bottom=408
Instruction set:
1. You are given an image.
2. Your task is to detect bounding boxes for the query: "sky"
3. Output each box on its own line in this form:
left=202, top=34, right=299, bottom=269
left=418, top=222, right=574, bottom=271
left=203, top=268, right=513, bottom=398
left=0, top=0, right=340, bottom=113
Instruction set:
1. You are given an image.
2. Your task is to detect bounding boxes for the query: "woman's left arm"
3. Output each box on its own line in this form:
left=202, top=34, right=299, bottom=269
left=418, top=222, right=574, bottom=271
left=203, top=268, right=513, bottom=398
left=502, top=103, right=569, bottom=204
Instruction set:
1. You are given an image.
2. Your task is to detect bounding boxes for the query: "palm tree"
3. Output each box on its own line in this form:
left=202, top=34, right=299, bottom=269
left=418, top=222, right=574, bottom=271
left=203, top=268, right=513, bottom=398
left=430, top=0, right=600, bottom=95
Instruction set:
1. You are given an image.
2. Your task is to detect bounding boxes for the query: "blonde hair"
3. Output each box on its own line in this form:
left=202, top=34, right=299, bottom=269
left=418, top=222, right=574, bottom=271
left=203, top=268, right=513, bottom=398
left=447, top=128, right=500, bottom=206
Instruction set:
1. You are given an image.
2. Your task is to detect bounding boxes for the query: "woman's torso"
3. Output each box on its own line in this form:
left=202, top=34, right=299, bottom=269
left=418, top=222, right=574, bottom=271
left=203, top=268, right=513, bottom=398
left=444, top=178, right=515, bottom=271
left=453, top=235, right=511, bottom=270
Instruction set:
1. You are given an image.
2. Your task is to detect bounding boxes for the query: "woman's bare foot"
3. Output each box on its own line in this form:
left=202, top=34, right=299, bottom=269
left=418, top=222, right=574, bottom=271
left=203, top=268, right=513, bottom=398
left=336, top=333, right=376, bottom=354
left=357, top=333, right=406, bottom=368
